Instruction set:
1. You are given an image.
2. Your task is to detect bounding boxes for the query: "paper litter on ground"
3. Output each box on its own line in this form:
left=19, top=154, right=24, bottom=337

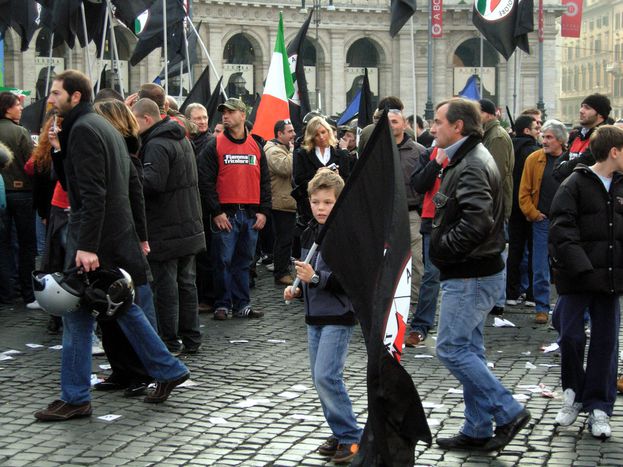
left=493, top=317, right=516, bottom=327
left=422, top=401, right=445, bottom=409
left=513, top=394, right=530, bottom=402
left=278, top=391, right=300, bottom=400
left=208, top=417, right=228, bottom=424
left=99, top=364, right=111, bottom=370
left=267, top=339, right=286, bottom=344
left=177, top=379, right=198, bottom=388
left=49, top=345, right=63, bottom=350
left=2, top=350, right=21, bottom=355
left=98, top=414, right=122, bottom=422
left=414, top=354, right=434, bottom=359
left=541, top=343, right=559, bottom=353
left=26, top=343, right=44, bottom=349
left=525, top=362, right=537, bottom=369
left=233, top=398, right=272, bottom=408
left=290, top=384, right=309, bottom=392
left=90, top=374, right=103, bottom=386
left=229, top=339, right=249, bottom=344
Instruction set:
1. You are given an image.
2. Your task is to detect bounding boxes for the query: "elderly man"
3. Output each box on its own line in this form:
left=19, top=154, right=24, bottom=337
left=185, top=103, right=211, bottom=155
left=519, top=120, right=568, bottom=324
left=430, top=98, right=530, bottom=452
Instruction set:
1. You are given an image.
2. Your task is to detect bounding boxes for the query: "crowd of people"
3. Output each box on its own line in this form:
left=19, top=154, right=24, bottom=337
left=0, top=68, right=622, bottom=461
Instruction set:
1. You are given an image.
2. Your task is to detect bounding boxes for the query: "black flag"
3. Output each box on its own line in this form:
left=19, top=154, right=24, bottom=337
left=179, top=63, right=210, bottom=116
left=320, top=111, right=432, bottom=465
left=389, top=0, right=417, bottom=37
left=206, top=76, right=225, bottom=131
left=247, top=93, right=261, bottom=125
left=0, top=0, right=38, bottom=51
left=158, top=22, right=200, bottom=81
left=473, top=0, right=534, bottom=60
left=286, top=10, right=313, bottom=134
left=111, top=0, right=157, bottom=31
left=357, top=68, right=373, bottom=129
left=130, top=0, right=186, bottom=66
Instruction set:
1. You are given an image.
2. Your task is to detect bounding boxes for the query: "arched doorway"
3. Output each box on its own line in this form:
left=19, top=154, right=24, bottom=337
left=346, top=38, right=380, bottom=109
left=222, top=33, right=259, bottom=106
left=452, top=38, right=499, bottom=103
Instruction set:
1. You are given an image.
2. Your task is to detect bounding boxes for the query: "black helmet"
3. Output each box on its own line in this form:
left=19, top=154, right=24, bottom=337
left=32, top=269, right=87, bottom=317
left=82, top=268, right=135, bottom=321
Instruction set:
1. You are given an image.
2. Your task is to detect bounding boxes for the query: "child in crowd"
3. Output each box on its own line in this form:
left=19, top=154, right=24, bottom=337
left=284, top=168, right=362, bottom=464
left=548, top=125, right=623, bottom=439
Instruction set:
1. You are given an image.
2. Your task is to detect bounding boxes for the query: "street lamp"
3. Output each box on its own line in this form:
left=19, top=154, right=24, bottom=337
left=424, top=0, right=434, bottom=121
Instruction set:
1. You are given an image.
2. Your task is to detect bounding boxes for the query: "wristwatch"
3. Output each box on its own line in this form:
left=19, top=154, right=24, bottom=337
left=310, top=273, right=320, bottom=286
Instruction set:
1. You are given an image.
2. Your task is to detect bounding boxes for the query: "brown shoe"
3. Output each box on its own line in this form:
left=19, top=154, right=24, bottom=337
left=144, top=373, right=190, bottom=403
left=617, top=377, right=623, bottom=394
left=331, top=443, right=360, bottom=464
left=535, top=312, right=549, bottom=324
left=34, top=399, right=92, bottom=421
left=275, top=275, right=294, bottom=285
left=213, top=307, right=228, bottom=320
left=405, top=331, right=424, bottom=348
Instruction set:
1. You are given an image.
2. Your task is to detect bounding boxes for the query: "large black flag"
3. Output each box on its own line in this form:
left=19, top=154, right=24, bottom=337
left=206, top=76, right=225, bottom=131
left=320, top=111, right=432, bottom=465
left=287, top=10, right=313, bottom=134
left=111, top=0, right=157, bottom=31
left=179, top=63, right=210, bottom=116
left=357, top=68, right=373, bottom=129
left=158, top=22, right=200, bottom=81
left=473, top=0, right=534, bottom=60
left=130, top=0, right=186, bottom=66
left=389, top=0, right=417, bottom=37
left=0, top=0, right=38, bottom=51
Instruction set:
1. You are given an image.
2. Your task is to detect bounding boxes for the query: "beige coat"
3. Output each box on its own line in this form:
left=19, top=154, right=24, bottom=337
left=265, top=140, right=296, bottom=212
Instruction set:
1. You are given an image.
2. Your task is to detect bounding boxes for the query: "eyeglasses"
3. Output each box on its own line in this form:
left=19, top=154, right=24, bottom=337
left=283, top=119, right=292, bottom=125
left=388, top=108, right=402, bottom=114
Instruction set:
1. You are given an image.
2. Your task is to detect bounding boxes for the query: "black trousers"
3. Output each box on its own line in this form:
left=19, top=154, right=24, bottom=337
left=506, top=214, right=533, bottom=300
left=100, top=319, right=151, bottom=385
left=271, top=210, right=296, bottom=278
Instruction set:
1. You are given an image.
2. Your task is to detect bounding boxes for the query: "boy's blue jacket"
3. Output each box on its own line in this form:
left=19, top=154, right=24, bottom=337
left=301, top=221, right=356, bottom=326
left=549, top=164, right=623, bottom=295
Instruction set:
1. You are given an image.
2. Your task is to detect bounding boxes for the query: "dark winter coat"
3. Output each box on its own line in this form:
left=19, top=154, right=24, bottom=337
left=0, top=118, right=33, bottom=191
left=510, top=135, right=541, bottom=220
left=430, top=135, right=505, bottom=280
left=138, top=117, right=205, bottom=261
left=548, top=164, right=623, bottom=295
left=58, top=102, right=150, bottom=285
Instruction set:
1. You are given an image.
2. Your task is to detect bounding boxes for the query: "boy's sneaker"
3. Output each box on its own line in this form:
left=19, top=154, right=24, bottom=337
left=235, top=306, right=264, bottom=319
left=317, top=435, right=338, bottom=456
left=588, top=409, right=611, bottom=439
left=555, top=388, right=582, bottom=426
left=331, top=443, right=359, bottom=464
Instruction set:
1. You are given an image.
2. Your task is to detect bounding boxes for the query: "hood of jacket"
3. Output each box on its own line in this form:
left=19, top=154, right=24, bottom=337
left=141, top=117, right=185, bottom=145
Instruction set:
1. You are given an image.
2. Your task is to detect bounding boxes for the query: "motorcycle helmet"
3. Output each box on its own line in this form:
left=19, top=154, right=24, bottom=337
left=32, top=269, right=87, bottom=317
left=82, top=268, right=135, bottom=321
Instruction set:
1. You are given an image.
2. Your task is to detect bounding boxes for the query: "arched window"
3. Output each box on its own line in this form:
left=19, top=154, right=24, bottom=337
left=453, top=38, right=499, bottom=103
left=222, top=34, right=257, bottom=106
left=345, top=39, right=380, bottom=109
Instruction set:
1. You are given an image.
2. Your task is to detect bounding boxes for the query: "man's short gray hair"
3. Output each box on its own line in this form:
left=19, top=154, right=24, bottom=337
left=185, top=103, right=207, bottom=119
left=541, top=119, right=568, bottom=144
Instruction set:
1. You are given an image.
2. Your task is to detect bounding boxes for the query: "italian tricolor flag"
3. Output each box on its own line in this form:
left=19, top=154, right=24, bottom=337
left=252, top=13, right=295, bottom=141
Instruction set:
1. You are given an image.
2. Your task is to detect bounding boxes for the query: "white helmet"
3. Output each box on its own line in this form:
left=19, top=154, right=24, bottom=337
left=32, top=269, right=87, bottom=316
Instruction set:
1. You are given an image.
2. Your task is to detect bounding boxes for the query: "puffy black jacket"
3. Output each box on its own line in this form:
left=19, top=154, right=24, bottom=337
left=510, top=135, right=540, bottom=220
left=548, top=165, right=623, bottom=295
left=430, top=135, right=505, bottom=280
left=139, top=117, right=205, bottom=261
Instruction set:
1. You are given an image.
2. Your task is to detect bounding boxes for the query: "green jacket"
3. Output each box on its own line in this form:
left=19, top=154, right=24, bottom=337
left=0, top=118, right=33, bottom=191
left=483, top=119, right=514, bottom=220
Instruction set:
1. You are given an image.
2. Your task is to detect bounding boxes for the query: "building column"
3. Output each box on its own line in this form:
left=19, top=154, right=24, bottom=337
left=328, top=30, right=345, bottom=115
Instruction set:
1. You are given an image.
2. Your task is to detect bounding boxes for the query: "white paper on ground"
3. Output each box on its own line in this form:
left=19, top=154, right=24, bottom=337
left=98, top=414, right=122, bottom=422
left=487, top=361, right=495, bottom=369
left=99, top=364, right=111, bottom=370
left=90, top=374, right=103, bottom=386
left=290, top=384, right=309, bottom=392
left=493, top=317, right=516, bottom=327
left=288, top=414, right=323, bottom=421
left=447, top=388, right=463, bottom=394
left=2, top=350, right=21, bottom=355
left=26, top=343, right=44, bottom=349
left=0, top=355, right=13, bottom=361
left=541, top=343, right=559, bottom=353
left=229, top=340, right=249, bottom=344
left=512, top=394, right=530, bottom=402
left=177, top=379, right=198, bottom=388
left=278, top=391, right=300, bottom=400
left=267, top=339, right=286, bottom=344
left=209, top=417, right=228, bottom=424
left=422, top=401, right=445, bottom=409
left=414, top=355, right=434, bottom=359
left=518, top=385, right=543, bottom=393
left=538, top=363, right=559, bottom=368
left=233, top=398, right=271, bottom=408
left=427, top=418, right=442, bottom=426
left=49, top=345, right=63, bottom=350
left=521, top=351, right=531, bottom=356
left=525, top=362, right=537, bottom=369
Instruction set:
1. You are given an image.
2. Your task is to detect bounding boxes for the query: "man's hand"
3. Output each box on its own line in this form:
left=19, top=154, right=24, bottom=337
left=76, top=250, right=99, bottom=272
left=125, top=92, right=139, bottom=108
left=213, top=213, right=232, bottom=232
left=284, top=286, right=302, bottom=301
left=140, top=241, right=150, bottom=256
left=536, top=212, right=547, bottom=222
left=253, top=213, right=266, bottom=230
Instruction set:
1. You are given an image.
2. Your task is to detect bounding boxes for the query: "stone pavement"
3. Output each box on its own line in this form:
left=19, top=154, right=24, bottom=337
left=0, top=266, right=622, bottom=466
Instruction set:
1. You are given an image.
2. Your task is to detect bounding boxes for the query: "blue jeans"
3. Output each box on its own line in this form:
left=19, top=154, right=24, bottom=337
left=211, top=209, right=259, bottom=311
left=307, top=324, right=362, bottom=444
left=495, top=224, right=508, bottom=307
left=0, top=206, right=12, bottom=303
left=61, top=303, right=188, bottom=404
left=136, top=284, right=157, bottom=330
left=409, top=233, right=440, bottom=338
left=436, top=271, right=523, bottom=438
left=532, top=219, right=551, bottom=312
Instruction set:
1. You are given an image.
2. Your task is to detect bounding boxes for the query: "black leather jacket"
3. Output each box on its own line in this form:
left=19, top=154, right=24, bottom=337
left=430, top=135, right=505, bottom=280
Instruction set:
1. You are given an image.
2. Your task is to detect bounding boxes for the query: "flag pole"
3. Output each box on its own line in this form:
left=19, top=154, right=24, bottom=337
left=80, top=2, right=93, bottom=82
left=410, top=16, right=417, bottom=119
left=285, top=243, right=319, bottom=304
left=479, top=34, right=483, bottom=97
left=96, top=7, right=110, bottom=94
left=512, top=51, right=519, bottom=117
left=184, top=14, right=228, bottom=99
left=183, top=19, right=193, bottom=90
left=105, top=0, right=125, bottom=98
left=44, top=32, right=55, bottom=97
left=163, top=0, right=169, bottom=95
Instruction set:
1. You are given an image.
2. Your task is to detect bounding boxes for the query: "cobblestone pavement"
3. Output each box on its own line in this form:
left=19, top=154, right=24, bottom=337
left=1, top=266, right=622, bottom=466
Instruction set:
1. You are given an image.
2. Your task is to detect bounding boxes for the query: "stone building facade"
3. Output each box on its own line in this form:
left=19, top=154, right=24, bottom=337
left=3, top=0, right=562, bottom=121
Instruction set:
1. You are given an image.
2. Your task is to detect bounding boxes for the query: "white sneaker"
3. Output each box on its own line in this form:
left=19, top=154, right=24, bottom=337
left=506, top=299, right=519, bottom=306
left=26, top=300, right=43, bottom=310
left=524, top=300, right=536, bottom=307
left=555, top=388, right=582, bottom=426
left=588, top=409, right=611, bottom=439
left=266, top=263, right=275, bottom=272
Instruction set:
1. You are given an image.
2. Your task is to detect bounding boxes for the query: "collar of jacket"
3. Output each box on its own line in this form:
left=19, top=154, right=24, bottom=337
left=446, top=134, right=482, bottom=167
left=58, top=102, right=92, bottom=154
left=270, top=138, right=289, bottom=151
left=223, top=127, right=249, bottom=144
left=140, top=115, right=172, bottom=143
left=573, top=163, right=623, bottom=184
left=483, top=118, right=501, bottom=134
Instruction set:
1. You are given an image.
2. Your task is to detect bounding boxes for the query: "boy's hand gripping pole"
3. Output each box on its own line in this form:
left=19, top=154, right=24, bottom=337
left=285, top=242, right=319, bottom=305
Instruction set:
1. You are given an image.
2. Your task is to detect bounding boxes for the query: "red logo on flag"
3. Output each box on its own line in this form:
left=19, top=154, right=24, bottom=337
left=432, top=0, right=443, bottom=38
left=561, top=0, right=582, bottom=38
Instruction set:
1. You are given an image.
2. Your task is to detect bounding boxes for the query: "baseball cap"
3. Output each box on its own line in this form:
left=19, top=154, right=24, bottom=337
left=218, top=98, right=246, bottom=112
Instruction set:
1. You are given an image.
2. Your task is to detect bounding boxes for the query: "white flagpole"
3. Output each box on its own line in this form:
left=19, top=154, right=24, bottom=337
left=410, top=16, right=417, bottom=118
left=479, top=34, right=484, bottom=97
left=163, top=0, right=169, bottom=95
left=105, top=0, right=125, bottom=98
left=183, top=21, right=193, bottom=89
left=285, top=243, right=319, bottom=305
left=44, top=32, right=55, bottom=97
left=185, top=17, right=227, bottom=99
left=80, top=2, right=93, bottom=82
left=96, top=6, right=109, bottom=94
